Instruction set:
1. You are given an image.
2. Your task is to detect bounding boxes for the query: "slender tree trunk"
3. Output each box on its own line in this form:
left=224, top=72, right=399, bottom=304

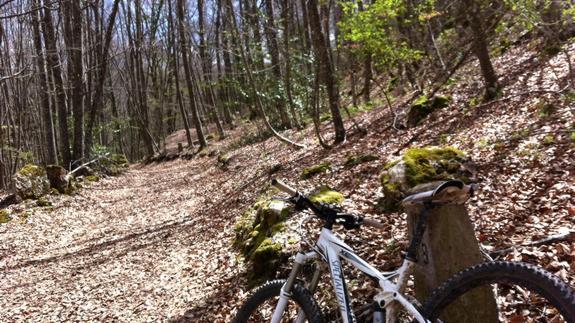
left=362, top=53, right=372, bottom=103
left=62, top=0, right=85, bottom=165
left=263, top=0, right=291, bottom=129
left=465, top=0, right=499, bottom=99
left=306, top=0, right=346, bottom=144
left=224, top=0, right=304, bottom=148
left=41, top=2, right=71, bottom=167
left=168, top=0, right=193, bottom=148
left=281, top=1, right=300, bottom=128
left=176, top=0, right=207, bottom=148
left=84, top=0, right=121, bottom=157
left=32, top=0, right=57, bottom=164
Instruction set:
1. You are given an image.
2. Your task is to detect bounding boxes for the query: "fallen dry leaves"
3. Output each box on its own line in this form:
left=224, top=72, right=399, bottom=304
left=1, top=40, right=574, bottom=322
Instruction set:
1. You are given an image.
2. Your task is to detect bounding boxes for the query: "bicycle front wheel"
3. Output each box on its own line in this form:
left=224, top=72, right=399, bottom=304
left=232, top=279, right=324, bottom=323
left=422, top=261, right=575, bottom=322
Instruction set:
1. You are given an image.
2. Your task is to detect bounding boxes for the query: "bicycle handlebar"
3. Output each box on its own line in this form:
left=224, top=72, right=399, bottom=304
left=271, top=178, right=297, bottom=196
left=271, top=178, right=385, bottom=230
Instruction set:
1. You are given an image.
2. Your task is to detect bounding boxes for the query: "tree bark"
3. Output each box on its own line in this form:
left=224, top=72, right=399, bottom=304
left=40, top=1, right=71, bottom=167
left=168, top=0, right=193, bottom=148
left=61, top=0, right=85, bottom=165
left=465, top=0, right=499, bottom=100
left=176, top=0, right=207, bottom=148
left=84, top=0, right=121, bottom=157
left=404, top=192, right=498, bottom=322
left=31, top=0, right=57, bottom=165
left=263, top=0, right=291, bottom=129
left=306, top=0, right=345, bottom=144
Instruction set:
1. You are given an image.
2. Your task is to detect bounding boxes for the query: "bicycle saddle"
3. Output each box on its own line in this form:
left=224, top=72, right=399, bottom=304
left=401, top=180, right=474, bottom=206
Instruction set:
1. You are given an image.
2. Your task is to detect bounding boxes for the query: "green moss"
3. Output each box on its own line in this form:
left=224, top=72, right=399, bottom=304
left=543, top=135, right=555, bottom=145
left=408, top=95, right=451, bottom=126
left=232, top=193, right=292, bottom=287
left=537, top=100, right=555, bottom=117
left=36, top=196, right=51, bottom=207
left=206, top=134, right=215, bottom=140
left=345, top=154, right=379, bottom=167
left=301, top=162, right=331, bottom=179
left=309, top=187, right=344, bottom=205
left=86, top=175, right=100, bottom=182
left=403, top=146, right=466, bottom=187
left=110, top=154, right=129, bottom=166
left=571, top=132, right=575, bottom=142
left=19, top=164, right=45, bottom=177
left=0, top=210, right=11, bottom=224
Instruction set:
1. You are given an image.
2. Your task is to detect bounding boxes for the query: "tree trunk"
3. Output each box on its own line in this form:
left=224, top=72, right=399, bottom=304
left=176, top=0, right=207, bottom=148
left=84, top=0, right=121, bottom=157
left=61, top=0, right=85, bottom=165
left=404, top=194, right=498, bottom=322
left=41, top=2, right=71, bottom=167
left=465, top=1, right=499, bottom=100
left=306, top=0, right=345, bottom=144
left=362, top=54, right=372, bottom=103
left=263, top=0, right=291, bottom=129
left=168, top=0, right=193, bottom=148
left=31, top=0, right=57, bottom=165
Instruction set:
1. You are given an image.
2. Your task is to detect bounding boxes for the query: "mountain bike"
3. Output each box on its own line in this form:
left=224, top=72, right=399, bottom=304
left=232, top=179, right=575, bottom=322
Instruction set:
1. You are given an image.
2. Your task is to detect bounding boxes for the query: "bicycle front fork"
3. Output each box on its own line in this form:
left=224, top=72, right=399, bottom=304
left=271, top=251, right=320, bottom=323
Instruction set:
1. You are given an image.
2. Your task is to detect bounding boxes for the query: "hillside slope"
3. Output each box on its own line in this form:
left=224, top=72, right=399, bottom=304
left=1, top=40, right=574, bottom=322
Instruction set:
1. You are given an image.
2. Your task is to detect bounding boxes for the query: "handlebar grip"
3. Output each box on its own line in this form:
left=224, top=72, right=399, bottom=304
left=362, top=218, right=386, bottom=230
left=271, top=178, right=298, bottom=196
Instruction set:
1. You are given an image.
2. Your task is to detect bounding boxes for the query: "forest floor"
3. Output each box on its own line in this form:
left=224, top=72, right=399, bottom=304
left=1, top=40, right=575, bottom=322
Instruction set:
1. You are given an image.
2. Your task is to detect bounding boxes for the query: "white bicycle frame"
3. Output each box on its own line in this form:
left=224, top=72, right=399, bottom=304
left=271, top=227, right=430, bottom=323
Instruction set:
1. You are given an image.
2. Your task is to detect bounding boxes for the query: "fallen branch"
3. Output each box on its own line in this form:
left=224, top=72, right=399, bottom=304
left=489, top=231, right=575, bottom=258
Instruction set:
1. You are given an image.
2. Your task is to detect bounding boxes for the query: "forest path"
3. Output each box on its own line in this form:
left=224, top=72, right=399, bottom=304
left=0, top=158, right=252, bottom=322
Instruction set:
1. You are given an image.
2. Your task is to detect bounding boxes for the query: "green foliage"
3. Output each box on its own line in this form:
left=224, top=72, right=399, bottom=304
left=301, top=161, right=331, bottom=179
left=339, top=0, right=422, bottom=67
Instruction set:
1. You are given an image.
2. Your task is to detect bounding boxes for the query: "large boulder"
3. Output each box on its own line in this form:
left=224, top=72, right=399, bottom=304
left=233, top=187, right=344, bottom=286
left=46, top=165, right=70, bottom=193
left=379, top=146, right=475, bottom=212
left=406, top=95, right=450, bottom=127
left=12, top=164, right=50, bottom=199
left=94, top=154, right=129, bottom=175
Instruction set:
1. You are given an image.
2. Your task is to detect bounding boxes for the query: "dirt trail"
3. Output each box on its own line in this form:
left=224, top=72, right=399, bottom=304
left=0, top=159, right=256, bottom=322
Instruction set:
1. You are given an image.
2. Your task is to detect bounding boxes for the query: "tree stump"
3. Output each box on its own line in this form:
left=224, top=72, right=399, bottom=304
left=404, top=185, right=498, bottom=322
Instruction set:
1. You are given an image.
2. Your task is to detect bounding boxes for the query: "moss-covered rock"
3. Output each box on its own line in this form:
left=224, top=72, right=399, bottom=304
left=344, top=153, right=380, bottom=167
left=407, top=95, right=451, bottom=127
left=85, top=175, right=100, bottom=182
left=13, top=164, right=50, bottom=199
left=36, top=196, right=52, bottom=207
left=379, top=146, right=473, bottom=213
left=0, top=210, right=11, bottom=224
left=309, top=187, right=345, bottom=205
left=301, top=161, right=331, bottom=179
left=94, top=154, right=129, bottom=176
left=233, top=195, right=294, bottom=286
